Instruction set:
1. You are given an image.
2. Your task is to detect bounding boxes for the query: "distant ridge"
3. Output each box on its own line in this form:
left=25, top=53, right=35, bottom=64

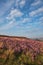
left=0, top=35, right=29, bottom=39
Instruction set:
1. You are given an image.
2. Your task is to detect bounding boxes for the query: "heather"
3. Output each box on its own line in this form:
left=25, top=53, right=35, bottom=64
left=0, top=37, right=43, bottom=65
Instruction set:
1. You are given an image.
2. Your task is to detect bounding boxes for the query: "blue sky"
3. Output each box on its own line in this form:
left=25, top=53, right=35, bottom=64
left=0, top=0, right=43, bottom=38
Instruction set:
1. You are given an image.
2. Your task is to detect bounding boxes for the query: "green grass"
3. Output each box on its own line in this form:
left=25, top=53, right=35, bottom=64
left=0, top=49, right=43, bottom=65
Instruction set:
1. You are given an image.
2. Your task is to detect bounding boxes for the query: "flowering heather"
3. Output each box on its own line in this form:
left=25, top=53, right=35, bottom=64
left=0, top=36, right=43, bottom=65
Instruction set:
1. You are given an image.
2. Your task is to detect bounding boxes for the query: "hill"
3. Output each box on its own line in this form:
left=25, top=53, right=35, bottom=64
left=0, top=35, right=43, bottom=65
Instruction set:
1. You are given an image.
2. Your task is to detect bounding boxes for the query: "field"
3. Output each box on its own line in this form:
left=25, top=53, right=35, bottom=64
left=0, top=36, right=43, bottom=65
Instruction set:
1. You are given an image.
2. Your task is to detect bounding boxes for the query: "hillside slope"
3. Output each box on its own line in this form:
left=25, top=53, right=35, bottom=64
left=0, top=36, right=43, bottom=65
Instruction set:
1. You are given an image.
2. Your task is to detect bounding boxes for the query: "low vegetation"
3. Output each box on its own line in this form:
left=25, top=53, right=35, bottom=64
left=0, top=49, right=43, bottom=65
left=0, top=36, right=43, bottom=65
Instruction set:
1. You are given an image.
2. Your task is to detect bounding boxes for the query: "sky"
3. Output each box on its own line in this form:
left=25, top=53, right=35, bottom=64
left=0, top=0, right=43, bottom=38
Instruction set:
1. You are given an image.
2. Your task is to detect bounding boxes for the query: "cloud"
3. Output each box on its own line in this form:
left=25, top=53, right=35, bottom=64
left=29, top=7, right=43, bottom=17
left=0, top=0, right=43, bottom=38
left=0, top=0, right=25, bottom=17
left=21, top=18, right=31, bottom=23
left=0, top=19, right=16, bottom=30
left=38, top=17, right=43, bottom=25
left=15, top=0, right=26, bottom=8
left=19, top=0, right=25, bottom=8
left=14, top=17, right=32, bottom=28
left=2, top=8, right=24, bottom=30
left=15, top=0, right=20, bottom=8
left=22, top=18, right=29, bottom=23
left=0, top=0, right=15, bottom=26
left=6, top=9, right=23, bottom=20
left=31, top=0, right=41, bottom=6
left=0, top=0, right=15, bottom=17
left=40, top=17, right=43, bottom=21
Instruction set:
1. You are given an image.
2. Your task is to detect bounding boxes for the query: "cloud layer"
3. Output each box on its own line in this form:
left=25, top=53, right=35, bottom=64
left=0, top=0, right=43, bottom=38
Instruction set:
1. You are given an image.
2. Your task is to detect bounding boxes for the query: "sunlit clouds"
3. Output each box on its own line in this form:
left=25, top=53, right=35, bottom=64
left=0, top=0, right=43, bottom=38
